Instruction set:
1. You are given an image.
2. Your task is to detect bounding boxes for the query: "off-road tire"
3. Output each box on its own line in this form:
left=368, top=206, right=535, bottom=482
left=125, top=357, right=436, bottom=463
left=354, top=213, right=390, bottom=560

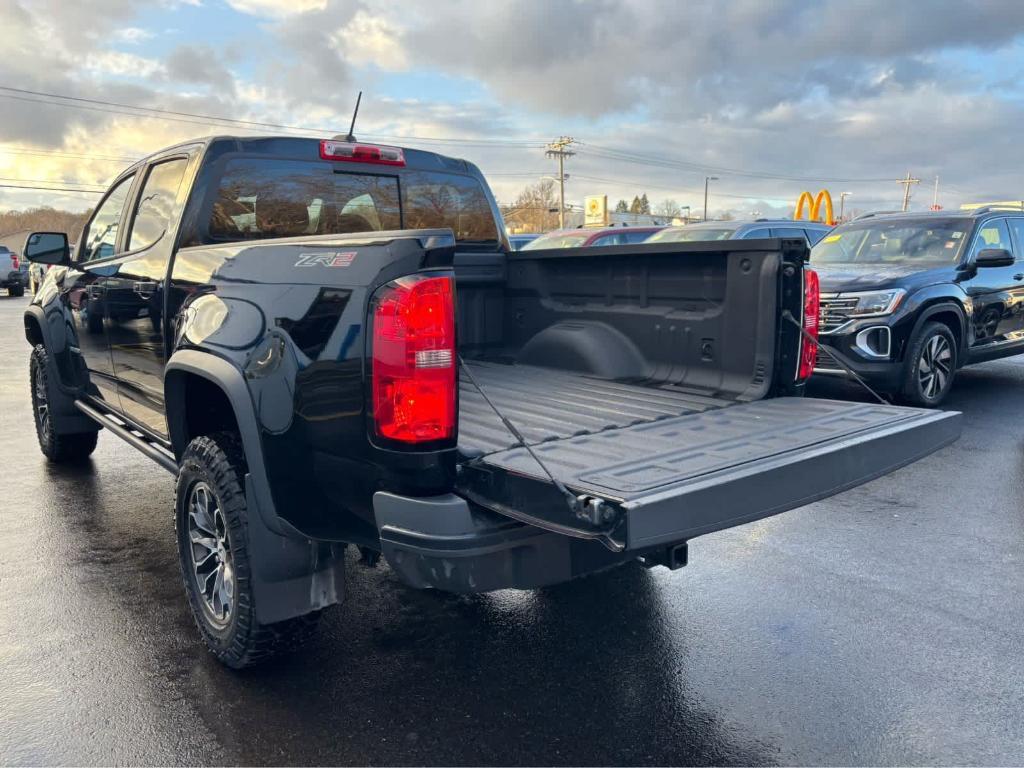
left=899, top=322, right=957, bottom=407
left=30, top=344, right=98, bottom=462
left=175, top=432, right=321, bottom=669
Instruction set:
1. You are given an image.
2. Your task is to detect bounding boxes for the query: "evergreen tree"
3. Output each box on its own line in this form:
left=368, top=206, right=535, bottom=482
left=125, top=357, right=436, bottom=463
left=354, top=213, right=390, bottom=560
left=629, top=195, right=642, bottom=214
left=614, top=199, right=629, bottom=213
left=639, top=193, right=651, bottom=215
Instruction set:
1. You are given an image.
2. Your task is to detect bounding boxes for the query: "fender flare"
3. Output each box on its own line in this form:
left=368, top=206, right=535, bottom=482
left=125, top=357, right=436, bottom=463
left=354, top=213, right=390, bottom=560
left=909, top=300, right=968, bottom=359
left=24, top=303, right=97, bottom=434
left=164, top=349, right=345, bottom=623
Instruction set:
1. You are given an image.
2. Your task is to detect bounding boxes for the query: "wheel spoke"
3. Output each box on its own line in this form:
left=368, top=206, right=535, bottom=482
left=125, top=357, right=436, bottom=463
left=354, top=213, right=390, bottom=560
left=186, top=481, right=235, bottom=627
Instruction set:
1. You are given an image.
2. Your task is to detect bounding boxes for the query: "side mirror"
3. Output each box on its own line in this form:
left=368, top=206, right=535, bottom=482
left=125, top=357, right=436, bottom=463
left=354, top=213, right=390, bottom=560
left=23, top=232, right=70, bottom=266
left=976, top=248, right=1015, bottom=268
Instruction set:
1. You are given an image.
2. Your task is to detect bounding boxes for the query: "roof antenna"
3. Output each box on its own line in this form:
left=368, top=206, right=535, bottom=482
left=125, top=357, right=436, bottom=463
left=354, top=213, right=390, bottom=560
left=345, top=91, right=362, bottom=142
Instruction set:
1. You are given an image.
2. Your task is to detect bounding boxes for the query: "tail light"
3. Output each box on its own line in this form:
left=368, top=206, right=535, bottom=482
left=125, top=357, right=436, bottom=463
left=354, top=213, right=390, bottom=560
left=797, top=268, right=820, bottom=381
left=11, top=255, right=19, bottom=269
left=320, top=140, right=405, bottom=166
left=371, top=274, right=456, bottom=444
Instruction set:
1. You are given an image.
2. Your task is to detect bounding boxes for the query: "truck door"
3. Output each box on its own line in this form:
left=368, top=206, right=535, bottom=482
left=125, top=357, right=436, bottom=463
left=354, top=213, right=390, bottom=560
left=107, top=155, right=192, bottom=438
left=65, top=172, right=137, bottom=409
left=963, top=218, right=1022, bottom=346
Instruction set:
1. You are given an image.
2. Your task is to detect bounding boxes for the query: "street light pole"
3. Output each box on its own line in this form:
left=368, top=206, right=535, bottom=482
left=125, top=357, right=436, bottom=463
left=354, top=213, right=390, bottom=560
left=703, top=176, right=718, bottom=221
left=839, top=192, right=851, bottom=222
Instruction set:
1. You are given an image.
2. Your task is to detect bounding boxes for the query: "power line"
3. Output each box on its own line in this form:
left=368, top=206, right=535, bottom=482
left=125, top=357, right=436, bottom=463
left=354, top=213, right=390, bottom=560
left=0, top=145, right=139, bottom=163
left=0, top=85, right=547, bottom=148
left=0, top=176, right=106, bottom=189
left=0, top=183, right=103, bottom=194
left=577, top=143, right=902, bottom=184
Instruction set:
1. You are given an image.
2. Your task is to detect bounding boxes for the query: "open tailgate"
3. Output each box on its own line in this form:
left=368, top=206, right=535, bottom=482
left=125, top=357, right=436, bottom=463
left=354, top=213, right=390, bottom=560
left=456, top=397, right=961, bottom=551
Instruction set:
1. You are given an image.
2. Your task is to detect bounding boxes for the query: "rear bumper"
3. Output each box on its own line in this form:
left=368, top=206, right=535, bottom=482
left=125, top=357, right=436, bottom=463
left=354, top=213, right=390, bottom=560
left=374, top=492, right=628, bottom=592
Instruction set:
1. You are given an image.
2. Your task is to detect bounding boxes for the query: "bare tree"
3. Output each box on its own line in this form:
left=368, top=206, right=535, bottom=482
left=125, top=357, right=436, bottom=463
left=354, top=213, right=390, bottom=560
left=501, top=179, right=560, bottom=233
left=654, top=199, right=682, bottom=219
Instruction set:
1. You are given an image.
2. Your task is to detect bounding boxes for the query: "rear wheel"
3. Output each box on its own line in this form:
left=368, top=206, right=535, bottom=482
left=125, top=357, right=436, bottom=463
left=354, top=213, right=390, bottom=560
left=900, top=322, right=956, bottom=407
left=9, top=284, right=24, bottom=297
left=175, top=432, right=321, bottom=668
left=30, top=345, right=98, bottom=462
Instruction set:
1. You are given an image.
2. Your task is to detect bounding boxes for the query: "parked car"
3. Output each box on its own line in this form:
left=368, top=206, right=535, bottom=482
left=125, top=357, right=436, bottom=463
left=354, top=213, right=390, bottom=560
left=1, top=245, right=27, bottom=296
left=521, top=225, right=663, bottom=249
left=508, top=233, right=540, bottom=250
left=811, top=206, right=1024, bottom=406
left=646, top=219, right=833, bottom=245
left=22, top=135, right=959, bottom=668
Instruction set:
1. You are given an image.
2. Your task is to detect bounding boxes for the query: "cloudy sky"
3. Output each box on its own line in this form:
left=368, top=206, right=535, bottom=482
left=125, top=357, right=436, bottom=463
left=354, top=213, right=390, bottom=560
left=1, top=0, right=1023, bottom=218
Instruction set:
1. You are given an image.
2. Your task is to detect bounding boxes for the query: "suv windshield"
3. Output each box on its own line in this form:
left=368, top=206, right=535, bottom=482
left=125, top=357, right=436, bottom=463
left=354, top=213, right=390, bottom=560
left=812, top=217, right=970, bottom=265
left=646, top=226, right=737, bottom=243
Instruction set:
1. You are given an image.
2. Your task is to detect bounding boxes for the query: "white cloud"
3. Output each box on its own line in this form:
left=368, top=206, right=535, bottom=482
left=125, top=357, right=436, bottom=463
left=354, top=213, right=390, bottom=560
left=83, top=51, right=164, bottom=78
left=113, top=26, right=155, bottom=44
left=225, top=0, right=326, bottom=17
left=332, top=10, right=407, bottom=70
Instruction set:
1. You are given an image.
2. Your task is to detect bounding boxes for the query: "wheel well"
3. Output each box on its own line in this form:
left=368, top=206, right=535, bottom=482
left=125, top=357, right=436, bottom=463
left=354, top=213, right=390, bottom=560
left=166, top=371, right=241, bottom=458
left=922, top=308, right=964, bottom=353
left=24, top=315, right=43, bottom=346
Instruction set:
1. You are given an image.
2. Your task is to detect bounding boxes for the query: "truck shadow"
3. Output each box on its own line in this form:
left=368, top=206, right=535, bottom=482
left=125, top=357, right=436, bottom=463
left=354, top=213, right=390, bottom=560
left=188, top=554, right=779, bottom=766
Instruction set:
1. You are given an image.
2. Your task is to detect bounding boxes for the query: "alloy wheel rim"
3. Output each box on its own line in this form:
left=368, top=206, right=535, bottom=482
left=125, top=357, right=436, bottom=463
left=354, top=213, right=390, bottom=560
left=918, top=335, right=952, bottom=401
left=187, top=482, right=235, bottom=628
left=34, top=365, right=49, bottom=436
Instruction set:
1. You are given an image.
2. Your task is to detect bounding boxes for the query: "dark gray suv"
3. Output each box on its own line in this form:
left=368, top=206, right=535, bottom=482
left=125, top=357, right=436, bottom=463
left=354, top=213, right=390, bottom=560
left=646, top=219, right=833, bottom=245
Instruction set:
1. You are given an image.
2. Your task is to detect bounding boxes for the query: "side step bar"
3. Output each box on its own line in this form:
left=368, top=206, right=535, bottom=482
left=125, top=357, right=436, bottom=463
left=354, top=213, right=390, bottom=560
left=74, top=400, right=178, bottom=475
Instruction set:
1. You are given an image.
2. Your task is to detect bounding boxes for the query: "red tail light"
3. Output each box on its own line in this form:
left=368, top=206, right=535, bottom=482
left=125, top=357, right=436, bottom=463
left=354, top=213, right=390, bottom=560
left=320, top=140, right=405, bottom=166
left=11, top=255, right=19, bottom=270
left=797, top=268, right=820, bottom=381
left=371, top=274, right=456, bottom=444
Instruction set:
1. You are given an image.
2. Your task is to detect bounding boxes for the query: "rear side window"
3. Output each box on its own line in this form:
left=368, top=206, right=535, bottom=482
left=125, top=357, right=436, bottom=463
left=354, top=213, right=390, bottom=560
left=402, top=171, right=498, bottom=242
left=129, top=158, right=189, bottom=251
left=744, top=227, right=771, bottom=238
left=208, top=159, right=401, bottom=241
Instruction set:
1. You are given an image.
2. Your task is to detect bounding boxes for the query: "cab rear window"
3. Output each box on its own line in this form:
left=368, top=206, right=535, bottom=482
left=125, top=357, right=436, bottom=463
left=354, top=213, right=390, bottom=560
left=204, top=158, right=497, bottom=244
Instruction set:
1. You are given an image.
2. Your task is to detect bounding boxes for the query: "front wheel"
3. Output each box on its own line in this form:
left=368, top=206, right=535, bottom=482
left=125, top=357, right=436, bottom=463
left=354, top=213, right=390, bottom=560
left=900, top=322, right=957, bottom=407
left=30, top=345, right=98, bottom=461
left=175, top=432, right=321, bottom=668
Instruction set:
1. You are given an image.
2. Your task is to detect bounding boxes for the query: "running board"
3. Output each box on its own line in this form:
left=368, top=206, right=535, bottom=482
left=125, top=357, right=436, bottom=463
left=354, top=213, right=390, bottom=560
left=74, top=400, right=179, bottom=474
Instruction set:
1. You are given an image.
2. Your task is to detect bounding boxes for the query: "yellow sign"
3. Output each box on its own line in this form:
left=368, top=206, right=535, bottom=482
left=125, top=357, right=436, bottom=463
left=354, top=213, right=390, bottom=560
left=585, top=195, right=609, bottom=227
left=794, top=190, right=835, bottom=225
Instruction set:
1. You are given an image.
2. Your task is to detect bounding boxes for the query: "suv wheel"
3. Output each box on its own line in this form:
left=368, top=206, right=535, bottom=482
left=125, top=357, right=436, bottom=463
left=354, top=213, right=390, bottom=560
left=9, top=284, right=24, bottom=297
left=30, top=345, right=99, bottom=461
left=900, top=322, right=956, bottom=407
left=175, top=432, right=321, bottom=668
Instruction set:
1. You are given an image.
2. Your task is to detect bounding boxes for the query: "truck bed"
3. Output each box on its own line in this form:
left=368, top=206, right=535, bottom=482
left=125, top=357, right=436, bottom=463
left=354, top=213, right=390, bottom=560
left=458, top=360, right=731, bottom=456
left=457, top=360, right=961, bottom=550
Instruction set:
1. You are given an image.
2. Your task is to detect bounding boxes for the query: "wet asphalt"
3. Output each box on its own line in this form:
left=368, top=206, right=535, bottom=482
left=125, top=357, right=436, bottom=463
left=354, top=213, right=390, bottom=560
left=2, top=291, right=1024, bottom=766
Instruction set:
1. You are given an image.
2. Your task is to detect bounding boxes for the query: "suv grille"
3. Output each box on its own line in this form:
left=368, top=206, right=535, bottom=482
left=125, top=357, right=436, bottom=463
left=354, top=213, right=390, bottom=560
left=818, top=295, right=859, bottom=333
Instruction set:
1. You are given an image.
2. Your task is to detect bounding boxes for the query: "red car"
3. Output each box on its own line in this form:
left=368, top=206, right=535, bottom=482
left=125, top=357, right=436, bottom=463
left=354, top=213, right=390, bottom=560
left=520, top=225, right=663, bottom=250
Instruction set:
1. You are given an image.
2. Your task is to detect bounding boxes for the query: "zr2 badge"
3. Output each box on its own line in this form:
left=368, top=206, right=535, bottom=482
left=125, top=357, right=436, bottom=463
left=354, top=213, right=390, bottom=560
left=295, top=251, right=357, bottom=268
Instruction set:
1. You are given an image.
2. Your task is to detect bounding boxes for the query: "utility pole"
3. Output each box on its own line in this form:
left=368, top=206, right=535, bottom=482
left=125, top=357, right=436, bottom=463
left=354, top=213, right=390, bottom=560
left=931, top=176, right=941, bottom=210
left=899, top=171, right=921, bottom=212
left=703, top=176, right=718, bottom=221
left=839, top=192, right=851, bottom=221
left=545, top=136, right=576, bottom=229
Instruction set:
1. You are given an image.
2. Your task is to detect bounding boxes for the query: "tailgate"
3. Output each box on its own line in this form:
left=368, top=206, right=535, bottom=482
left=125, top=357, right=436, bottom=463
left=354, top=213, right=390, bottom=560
left=456, top=397, right=961, bottom=551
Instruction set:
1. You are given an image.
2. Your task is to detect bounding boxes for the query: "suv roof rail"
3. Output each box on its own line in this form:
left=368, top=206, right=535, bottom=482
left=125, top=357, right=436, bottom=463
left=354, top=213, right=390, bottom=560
left=853, top=210, right=904, bottom=221
left=969, top=204, right=1024, bottom=216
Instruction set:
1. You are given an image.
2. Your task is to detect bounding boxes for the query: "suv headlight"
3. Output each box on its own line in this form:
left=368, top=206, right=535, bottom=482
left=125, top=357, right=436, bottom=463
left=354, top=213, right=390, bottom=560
left=840, top=289, right=906, bottom=317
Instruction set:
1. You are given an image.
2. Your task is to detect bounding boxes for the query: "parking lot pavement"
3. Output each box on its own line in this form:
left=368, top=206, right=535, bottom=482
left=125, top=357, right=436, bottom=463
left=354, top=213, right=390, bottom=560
left=3, top=292, right=1024, bottom=766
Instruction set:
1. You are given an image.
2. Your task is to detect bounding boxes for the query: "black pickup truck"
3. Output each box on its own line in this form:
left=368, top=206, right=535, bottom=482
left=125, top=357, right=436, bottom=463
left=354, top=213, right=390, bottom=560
left=22, top=135, right=961, bottom=667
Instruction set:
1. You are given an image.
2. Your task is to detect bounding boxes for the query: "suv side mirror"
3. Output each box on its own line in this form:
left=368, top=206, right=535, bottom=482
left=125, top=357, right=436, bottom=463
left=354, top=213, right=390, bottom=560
left=976, top=248, right=1014, bottom=268
left=24, top=232, right=70, bottom=266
